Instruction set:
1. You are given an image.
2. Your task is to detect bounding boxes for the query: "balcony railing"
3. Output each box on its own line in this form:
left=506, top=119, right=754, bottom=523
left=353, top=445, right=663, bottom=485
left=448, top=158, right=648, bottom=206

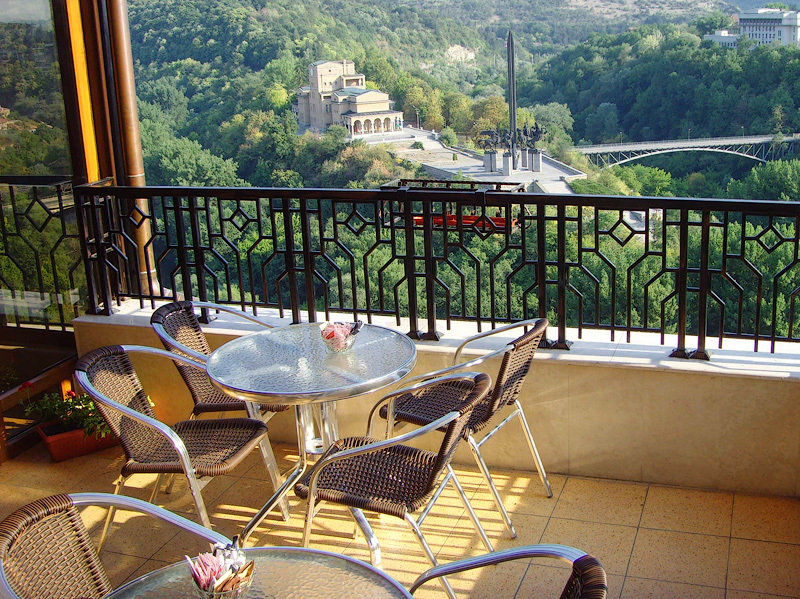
left=68, top=183, right=800, bottom=358
left=0, top=176, right=83, bottom=333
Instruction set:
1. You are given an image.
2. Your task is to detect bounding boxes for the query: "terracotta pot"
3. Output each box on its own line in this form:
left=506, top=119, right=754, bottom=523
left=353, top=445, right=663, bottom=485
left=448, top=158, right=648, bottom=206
left=36, top=422, right=117, bottom=462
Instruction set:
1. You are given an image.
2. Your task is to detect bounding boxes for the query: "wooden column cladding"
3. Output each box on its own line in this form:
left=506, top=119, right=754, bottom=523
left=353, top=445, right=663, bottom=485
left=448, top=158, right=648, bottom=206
left=51, top=0, right=155, bottom=293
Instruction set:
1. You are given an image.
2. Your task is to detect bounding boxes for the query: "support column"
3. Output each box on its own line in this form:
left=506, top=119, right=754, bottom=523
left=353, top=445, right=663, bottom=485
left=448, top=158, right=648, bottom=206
left=488, top=151, right=497, bottom=172
left=520, top=148, right=528, bottom=169
left=107, top=0, right=156, bottom=293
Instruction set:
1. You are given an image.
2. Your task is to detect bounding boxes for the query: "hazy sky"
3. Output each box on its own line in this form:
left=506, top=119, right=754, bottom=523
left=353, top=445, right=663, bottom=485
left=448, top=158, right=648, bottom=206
left=0, top=0, right=51, bottom=23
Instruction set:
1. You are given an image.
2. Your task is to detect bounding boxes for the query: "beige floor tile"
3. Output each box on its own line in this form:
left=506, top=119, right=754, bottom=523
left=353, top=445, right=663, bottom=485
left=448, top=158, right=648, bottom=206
left=437, top=511, right=549, bottom=560
left=93, top=508, right=185, bottom=558
left=539, top=518, right=637, bottom=575
left=0, top=483, right=58, bottom=521
left=465, top=469, right=565, bottom=519
left=99, top=550, right=149, bottom=587
left=726, top=591, right=798, bottom=599
left=640, top=486, right=733, bottom=536
left=446, top=557, right=529, bottom=599
left=732, top=494, right=800, bottom=544
left=728, top=538, right=800, bottom=597
left=552, top=477, right=647, bottom=527
left=121, top=557, right=172, bottom=585
left=627, top=529, right=728, bottom=587
left=621, top=578, right=725, bottom=598
left=518, top=564, right=624, bottom=599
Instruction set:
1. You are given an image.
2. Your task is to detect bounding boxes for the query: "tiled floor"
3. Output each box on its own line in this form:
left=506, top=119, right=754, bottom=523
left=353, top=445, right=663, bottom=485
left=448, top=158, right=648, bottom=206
left=1, top=442, right=799, bottom=598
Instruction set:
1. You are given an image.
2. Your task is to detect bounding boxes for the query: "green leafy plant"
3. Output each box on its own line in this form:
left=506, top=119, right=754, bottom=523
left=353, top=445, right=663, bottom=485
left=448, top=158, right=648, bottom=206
left=24, top=390, right=111, bottom=439
left=410, top=141, right=424, bottom=150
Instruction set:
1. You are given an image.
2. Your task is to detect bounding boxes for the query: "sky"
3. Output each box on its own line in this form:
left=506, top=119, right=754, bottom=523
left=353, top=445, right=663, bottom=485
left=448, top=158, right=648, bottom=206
left=0, top=0, right=51, bottom=23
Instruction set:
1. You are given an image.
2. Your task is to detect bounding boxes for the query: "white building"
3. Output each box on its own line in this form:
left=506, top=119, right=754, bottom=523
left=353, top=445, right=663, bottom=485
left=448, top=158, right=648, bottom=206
left=738, top=8, right=800, bottom=46
left=703, top=29, right=741, bottom=47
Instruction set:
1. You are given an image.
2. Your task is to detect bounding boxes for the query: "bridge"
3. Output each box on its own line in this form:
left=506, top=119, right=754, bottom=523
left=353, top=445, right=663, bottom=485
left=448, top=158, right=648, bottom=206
left=575, top=133, right=800, bottom=167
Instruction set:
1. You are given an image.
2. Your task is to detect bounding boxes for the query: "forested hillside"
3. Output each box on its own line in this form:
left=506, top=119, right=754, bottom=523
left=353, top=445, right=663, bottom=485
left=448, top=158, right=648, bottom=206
left=519, top=25, right=800, bottom=143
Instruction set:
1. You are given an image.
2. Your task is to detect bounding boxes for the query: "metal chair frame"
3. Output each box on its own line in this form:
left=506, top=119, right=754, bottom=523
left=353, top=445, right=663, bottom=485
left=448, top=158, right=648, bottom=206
left=75, top=345, right=279, bottom=549
left=302, top=374, right=495, bottom=599
left=409, top=544, right=606, bottom=598
left=370, top=318, right=552, bottom=540
left=0, top=492, right=230, bottom=599
left=150, top=301, right=289, bottom=520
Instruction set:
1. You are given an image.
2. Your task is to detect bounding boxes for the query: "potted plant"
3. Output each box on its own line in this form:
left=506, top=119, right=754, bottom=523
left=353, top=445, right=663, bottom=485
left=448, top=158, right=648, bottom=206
left=24, top=387, right=117, bottom=462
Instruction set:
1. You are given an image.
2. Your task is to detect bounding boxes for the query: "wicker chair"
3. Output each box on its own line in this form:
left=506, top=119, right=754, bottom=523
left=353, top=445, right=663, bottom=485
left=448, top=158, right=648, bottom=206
left=0, top=492, right=230, bottom=599
left=150, top=300, right=287, bottom=519
left=370, top=318, right=552, bottom=540
left=74, top=344, right=275, bottom=548
left=294, top=372, right=494, bottom=599
left=409, top=544, right=607, bottom=599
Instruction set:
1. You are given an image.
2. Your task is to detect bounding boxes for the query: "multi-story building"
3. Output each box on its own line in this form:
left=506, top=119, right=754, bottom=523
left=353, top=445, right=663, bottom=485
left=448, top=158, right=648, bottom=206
left=704, top=8, right=800, bottom=47
left=294, top=60, right=404, bottom=138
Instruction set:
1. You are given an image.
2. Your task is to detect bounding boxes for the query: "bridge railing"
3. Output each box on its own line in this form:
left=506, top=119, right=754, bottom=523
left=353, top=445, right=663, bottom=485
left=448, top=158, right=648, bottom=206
left=74, top=183, right=800, bottom=356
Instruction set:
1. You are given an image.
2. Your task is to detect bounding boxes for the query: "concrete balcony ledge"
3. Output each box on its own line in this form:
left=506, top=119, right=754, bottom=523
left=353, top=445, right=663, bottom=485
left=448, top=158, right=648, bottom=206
left=73, top=300, right=800, bottom=497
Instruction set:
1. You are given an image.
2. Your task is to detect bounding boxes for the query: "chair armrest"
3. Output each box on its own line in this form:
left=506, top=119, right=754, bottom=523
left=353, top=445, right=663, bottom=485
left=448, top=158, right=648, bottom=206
left=192, top=302, right=274, bottom=329
left=75, top=370, right=197, bottom=480
left=452, top=318, right=545, bottom=365
left=409, top=544, right=587, bottom=594
left=366, top=372, right=487, bottom=437
left=151, top=323, right=210, bottom=364
left=400, top=346, right=508, bottom=387
left=121, top=344, right=208, bottom=370
left=69, top=493, right=231, bottom=546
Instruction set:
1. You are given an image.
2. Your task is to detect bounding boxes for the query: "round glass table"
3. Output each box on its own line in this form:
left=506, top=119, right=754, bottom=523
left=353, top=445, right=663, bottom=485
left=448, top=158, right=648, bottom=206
left=105, top=546, right=412, bottom=598
left=206, top=322, right=417, bottom=542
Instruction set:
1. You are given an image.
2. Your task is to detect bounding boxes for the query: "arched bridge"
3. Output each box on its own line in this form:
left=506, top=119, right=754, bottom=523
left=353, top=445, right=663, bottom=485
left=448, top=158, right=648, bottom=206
left=575, top=133, right=800, bottom=168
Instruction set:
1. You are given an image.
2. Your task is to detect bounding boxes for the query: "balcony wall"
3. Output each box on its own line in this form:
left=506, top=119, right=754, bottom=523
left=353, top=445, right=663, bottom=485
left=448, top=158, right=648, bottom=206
left=73, top=301, right=800, bottom=497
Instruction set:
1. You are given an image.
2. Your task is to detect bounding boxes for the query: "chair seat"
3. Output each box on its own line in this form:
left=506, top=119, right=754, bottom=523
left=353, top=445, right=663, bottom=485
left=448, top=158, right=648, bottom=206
left=121, top=418, right=268, bottom=477
left=193, top=388, right=289, bottom=415
left=380, top=382, right=496, bottom=433
left=294, top=437, right=439, bottom=519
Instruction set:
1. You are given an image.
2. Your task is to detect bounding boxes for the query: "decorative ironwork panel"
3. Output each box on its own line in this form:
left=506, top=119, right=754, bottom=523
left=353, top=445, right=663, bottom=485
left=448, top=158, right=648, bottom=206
left=0, top=177, right=83, bottom=330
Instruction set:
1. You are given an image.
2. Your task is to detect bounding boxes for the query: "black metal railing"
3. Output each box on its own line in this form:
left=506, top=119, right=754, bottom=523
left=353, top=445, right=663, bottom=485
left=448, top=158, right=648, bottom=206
left=74, top=182, right=800, bottom=356
left=0, top=176, right=85, bottom=332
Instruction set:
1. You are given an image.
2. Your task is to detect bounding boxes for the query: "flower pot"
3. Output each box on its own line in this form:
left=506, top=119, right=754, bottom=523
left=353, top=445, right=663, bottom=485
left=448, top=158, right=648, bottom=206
left=36, top=421, right=117, bottom=462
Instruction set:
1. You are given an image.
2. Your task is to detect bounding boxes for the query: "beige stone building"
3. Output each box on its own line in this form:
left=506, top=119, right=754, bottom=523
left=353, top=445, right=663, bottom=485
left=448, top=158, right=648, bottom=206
left=294, top=60, right=403, bottom=137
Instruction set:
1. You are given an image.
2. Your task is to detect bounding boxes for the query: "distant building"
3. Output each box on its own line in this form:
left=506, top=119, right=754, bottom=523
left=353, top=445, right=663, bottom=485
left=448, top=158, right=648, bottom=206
left=294, top=60, right=404, bottom=138
left=703, top=29, right=741, bottom=47
left=705, top=8, right=800, bottom=47
left=739, top=8, right=800, bottom=46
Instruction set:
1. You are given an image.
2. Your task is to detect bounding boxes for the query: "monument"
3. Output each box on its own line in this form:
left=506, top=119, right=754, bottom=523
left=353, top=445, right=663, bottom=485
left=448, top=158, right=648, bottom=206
left=477, top=31, right=545, bottom=174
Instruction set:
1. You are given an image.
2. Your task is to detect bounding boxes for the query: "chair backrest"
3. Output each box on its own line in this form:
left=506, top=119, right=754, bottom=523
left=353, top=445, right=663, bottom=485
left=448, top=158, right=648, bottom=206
left=428, top=372, right=492, bottom=490
left=150, top=301, right=217, bottom=406
left=75, top=345, right=161, bottom=464
left=487, top=318, right=547, bottom=417
left=0, top=494, right=112, bottom=599
left=558, top=555, right=607, bottom=599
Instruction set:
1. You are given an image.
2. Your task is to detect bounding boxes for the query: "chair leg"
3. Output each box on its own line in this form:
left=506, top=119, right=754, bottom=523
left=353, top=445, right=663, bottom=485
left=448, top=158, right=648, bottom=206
left=246, top=402, right=290, bottom=521
left=164, top=473, right=177, bottom=494
left=404, top=513, right=457, bottom=599
left=186, top=471, right=212, bottom=528
left=302, top=493, right=317, bottom=548
left=515, top=401, right=553, bottom=498
left=467, top=434, right=517, bottom=539
left=97, top=475, right=126, bottom=551
left=350, top=508, right=381, bottom=566
left=148, top=473, right=163, bottom=504
left=447, top=465, right=494, bottom=552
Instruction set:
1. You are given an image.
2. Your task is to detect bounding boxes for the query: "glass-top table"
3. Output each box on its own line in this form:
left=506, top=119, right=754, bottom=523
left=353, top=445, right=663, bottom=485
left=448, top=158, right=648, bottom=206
left=105, top=546, right=413, bottom=598
left=206, top=322, right=417, bottom=542
left=207, top=322, right=417, bottom=405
